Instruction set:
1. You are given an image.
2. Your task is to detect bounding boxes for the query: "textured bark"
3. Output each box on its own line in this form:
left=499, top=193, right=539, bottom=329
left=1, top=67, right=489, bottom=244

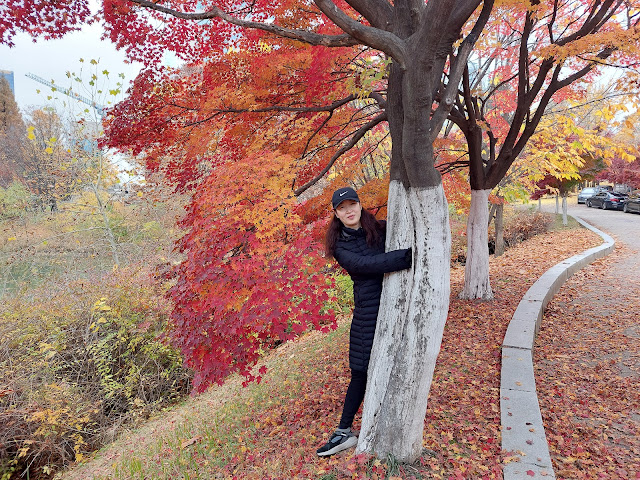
left=358, top=180, right=451, bottom=463
left=562, top=195, right=568, bottom=226
left=459, top=189, right=493, bottom=300
left=354, top=2, right=491, bottom=461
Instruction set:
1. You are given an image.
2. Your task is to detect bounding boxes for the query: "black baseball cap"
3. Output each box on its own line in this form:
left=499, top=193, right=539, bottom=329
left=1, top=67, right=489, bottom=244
left=332, top=187, right=360, bottom=209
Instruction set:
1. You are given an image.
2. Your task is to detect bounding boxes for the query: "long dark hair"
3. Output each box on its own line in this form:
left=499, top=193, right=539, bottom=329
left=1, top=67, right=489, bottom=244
left=325, top=207, right=385, bottom=258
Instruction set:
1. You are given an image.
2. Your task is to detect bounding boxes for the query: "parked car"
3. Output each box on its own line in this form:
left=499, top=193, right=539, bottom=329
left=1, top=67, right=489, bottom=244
left=586, top=191, right=627, bottom=210
left=577, top=187, right=597, bottom=203
left=623, top=191, right=640, bottom=213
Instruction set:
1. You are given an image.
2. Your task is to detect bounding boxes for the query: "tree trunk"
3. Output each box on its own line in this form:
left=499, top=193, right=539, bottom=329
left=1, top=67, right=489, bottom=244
left=459, top=189, right=493, bottom=300
left=358, top=180, right=451, bottom=463
left=353, top=0, right=491, bottom=461
left=495, top=202, right=504, bottom=256
left=562, top=194, right=568, bottom=226
left=555, top=194, right=559, bottom=214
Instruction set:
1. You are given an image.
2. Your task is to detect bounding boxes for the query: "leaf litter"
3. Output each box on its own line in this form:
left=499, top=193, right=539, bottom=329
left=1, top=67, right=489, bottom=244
left=62, top=226, right=624, bottom=480
left=534, top=242, right=640, bottom=480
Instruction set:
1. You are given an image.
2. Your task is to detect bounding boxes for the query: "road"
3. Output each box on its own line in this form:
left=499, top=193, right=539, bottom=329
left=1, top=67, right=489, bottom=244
left=564, top=201, right=640, bottom=247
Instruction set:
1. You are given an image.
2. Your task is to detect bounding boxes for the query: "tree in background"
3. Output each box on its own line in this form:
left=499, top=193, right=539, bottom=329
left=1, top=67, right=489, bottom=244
left=20, top=108, right=70, bottom=211
left=598, top=156, right=640, bottom=189
left=597, top=109, right=640, bottom=190
left=448, top=2, right=640, bottom=300
left=530, top=175, right=580, bottom=225
left=39, top=61, right=127, bottom=266
left=0, top=76, right=26, bottom=187
left=5, top=60, right=128, bottom=266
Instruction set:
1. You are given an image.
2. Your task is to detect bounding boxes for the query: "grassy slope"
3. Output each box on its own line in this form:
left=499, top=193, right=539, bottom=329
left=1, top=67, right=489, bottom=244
left=60, top=218, right=602, bottom=480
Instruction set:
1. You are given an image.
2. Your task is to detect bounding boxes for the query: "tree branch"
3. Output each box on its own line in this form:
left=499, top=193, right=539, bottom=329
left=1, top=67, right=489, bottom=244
left=344, top=0, right=394, bottom=30
left=555, top=0, right=621, bottom=47
left=294, top=112, right=387, bottom=195
left=127, top=0, right=360, bottom=47
left=313, top=0, right=407, bottom=66
left=428, top=0, right=493, bottom=142
left=171, top=95, right=359, bottom=127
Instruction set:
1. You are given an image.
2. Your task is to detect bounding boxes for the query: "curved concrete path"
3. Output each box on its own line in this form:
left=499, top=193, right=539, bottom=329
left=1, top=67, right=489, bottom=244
left=500, top=210, right=615, bottom=479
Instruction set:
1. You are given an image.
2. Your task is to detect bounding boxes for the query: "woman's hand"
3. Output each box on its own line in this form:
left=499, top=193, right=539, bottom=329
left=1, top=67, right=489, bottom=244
left=404, top=247, right=412, bottom=266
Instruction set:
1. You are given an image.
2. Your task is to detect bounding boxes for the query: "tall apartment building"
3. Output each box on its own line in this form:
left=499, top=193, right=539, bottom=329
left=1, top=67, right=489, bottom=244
left=0, top=69, right=15, bottom=94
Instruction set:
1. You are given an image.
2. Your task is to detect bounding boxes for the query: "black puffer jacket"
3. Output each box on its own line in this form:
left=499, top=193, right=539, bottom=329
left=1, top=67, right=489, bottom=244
left=334, top=224, right=412, bottom=372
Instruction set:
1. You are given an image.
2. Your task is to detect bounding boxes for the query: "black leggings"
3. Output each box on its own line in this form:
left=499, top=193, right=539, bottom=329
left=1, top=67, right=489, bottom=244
left=338, top=369, right=367, bottom=429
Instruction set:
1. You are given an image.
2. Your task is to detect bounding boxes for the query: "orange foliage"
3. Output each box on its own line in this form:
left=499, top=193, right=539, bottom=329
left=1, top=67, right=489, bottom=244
left=167, top=148, right=336, bottom=391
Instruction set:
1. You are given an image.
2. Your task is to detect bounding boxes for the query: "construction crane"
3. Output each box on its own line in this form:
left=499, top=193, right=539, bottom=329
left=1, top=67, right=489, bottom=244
left=25, top=72, right=106, bottom=117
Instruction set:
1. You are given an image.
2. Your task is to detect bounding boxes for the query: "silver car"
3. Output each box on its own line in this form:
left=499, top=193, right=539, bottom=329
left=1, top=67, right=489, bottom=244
left=577, top=187, right=597, bottom=204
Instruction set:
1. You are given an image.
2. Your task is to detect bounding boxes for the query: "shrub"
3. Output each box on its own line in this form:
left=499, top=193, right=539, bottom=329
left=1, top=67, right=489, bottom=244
left=0, top=265, right=191, bottom=479
left=0, top=182, right=30, bottom=219
left=327, top=274, right=354, bottom=315
left=490, top=210, right=553, bottom=249
left=453, top=208, right=553, bottom=263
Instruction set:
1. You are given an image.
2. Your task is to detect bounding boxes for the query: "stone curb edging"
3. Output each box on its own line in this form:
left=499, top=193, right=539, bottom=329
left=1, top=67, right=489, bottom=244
left=500, top=215, right=615, bottom=479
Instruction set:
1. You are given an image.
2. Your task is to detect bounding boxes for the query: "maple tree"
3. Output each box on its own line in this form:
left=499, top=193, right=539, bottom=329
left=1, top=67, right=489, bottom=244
left=101, top=47, right=383, bottom=392
left=96, top=0, right=494, bottom=462
left=167, top=147, right=336, bottom=391
left=598, top=155, right=640, bottom=188
left=530, top=174, right=577, bottom=225
left=0, top=0, right=91, bottom=47
left=447, top=1, right=640, bottom=299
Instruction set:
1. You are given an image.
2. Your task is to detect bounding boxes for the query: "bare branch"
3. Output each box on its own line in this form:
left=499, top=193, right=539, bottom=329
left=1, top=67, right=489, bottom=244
left=313, top=0, right=407, bottom=65
left=294, top=112, right=387, bottom=195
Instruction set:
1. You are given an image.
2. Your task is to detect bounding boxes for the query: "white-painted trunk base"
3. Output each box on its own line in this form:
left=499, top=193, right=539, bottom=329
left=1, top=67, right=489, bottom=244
left=357, top=180, right=451, bottom=463
left=459, top=189, right=493, bottom=300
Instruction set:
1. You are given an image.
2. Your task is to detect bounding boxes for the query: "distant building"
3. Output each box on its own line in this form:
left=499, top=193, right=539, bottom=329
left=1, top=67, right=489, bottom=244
left=0, top=69, right=15, bottom=94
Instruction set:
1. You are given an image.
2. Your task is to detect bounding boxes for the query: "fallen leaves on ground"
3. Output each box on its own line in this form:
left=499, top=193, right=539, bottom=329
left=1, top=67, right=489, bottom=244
left=63, top=227, right=613, bottom=480
left=535, top=243, right=640, bottom=480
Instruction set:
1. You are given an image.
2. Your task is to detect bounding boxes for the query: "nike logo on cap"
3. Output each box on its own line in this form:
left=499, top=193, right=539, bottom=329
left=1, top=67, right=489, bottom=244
left=339, top=191, right=347, bottom=196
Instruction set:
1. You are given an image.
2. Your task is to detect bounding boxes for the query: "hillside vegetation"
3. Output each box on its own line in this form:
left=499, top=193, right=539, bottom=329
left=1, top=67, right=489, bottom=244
left=1, top=197, right=598, bottom=480
left=0, top=190, right=192, bottom=479
left=61, top=220, right=601, bottom=480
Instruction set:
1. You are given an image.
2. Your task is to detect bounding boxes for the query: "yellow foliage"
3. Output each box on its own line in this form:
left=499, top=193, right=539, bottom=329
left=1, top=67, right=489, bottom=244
left=0, top=264, right=190, bottom=478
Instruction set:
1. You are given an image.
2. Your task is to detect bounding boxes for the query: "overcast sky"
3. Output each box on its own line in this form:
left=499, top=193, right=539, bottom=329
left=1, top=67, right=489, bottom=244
left=0, top=20, right=143, bottom=114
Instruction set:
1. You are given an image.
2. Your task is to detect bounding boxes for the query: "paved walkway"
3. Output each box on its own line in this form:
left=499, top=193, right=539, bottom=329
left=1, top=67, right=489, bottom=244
left=532, top=201, right=639, bottom=478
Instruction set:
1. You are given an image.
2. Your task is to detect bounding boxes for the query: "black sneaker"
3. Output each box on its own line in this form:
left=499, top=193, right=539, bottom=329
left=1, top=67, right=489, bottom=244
left=316, top=430, right=358, bottom=456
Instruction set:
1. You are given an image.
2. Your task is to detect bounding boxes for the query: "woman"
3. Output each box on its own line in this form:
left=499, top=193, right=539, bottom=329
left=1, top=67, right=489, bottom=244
left=316, top=187, right=412, bottom=457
